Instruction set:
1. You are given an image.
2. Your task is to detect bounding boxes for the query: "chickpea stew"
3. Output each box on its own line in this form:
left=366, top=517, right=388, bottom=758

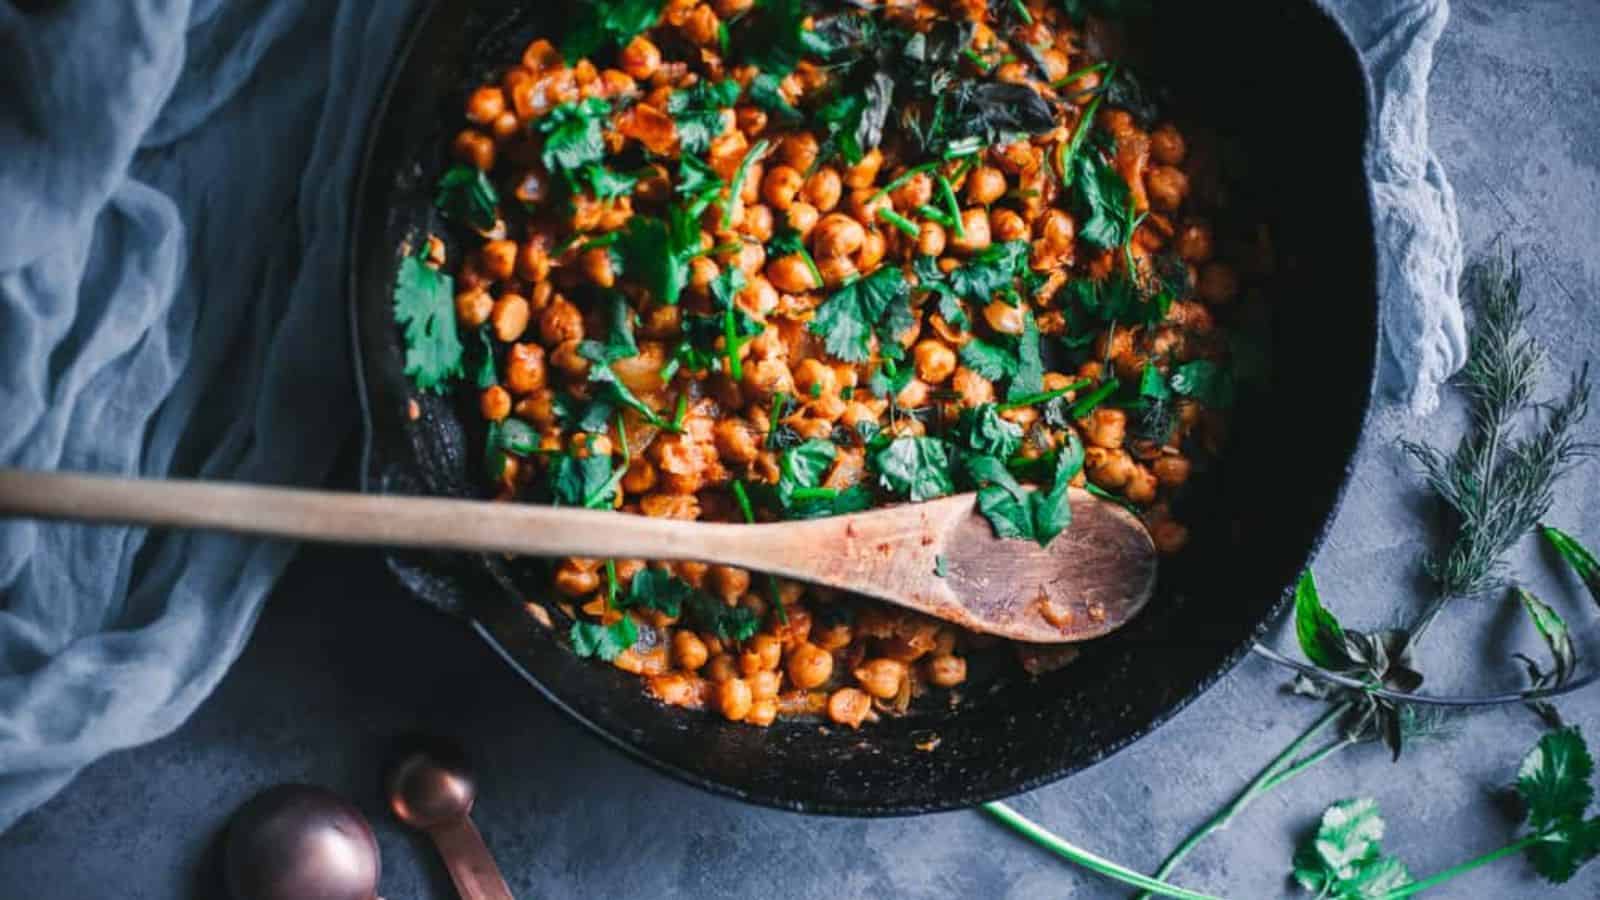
left=397, top=0, right=1258, bottom=731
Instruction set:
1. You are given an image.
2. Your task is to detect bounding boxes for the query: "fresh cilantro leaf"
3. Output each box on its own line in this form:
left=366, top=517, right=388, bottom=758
left=873, top=436, right=954, bottom=502
left=581, top=353, right=663, bottom=425
left=1292, top=799, right=1413, bottom=899
left=740, top=0, right=813, bottom=76
left=677, top=154, right=723, bottom=201
left=434, top=164, right=499, bottom=231
left=810, top=265, right=911, bottom=363
left=766, top=440, right=874, bottom=519
left=748, top=72, right=802, bottom=124
left=576, top=163, right=638, bottom=200
left=667, top=79, right=740, bottom=155
left=1065, top=270, right=1170, bottom=329
left=953, top=404, right=1024, bottom=458
left=1139, top=363, right=1172, bottom=403
left=960, top=337, right=1020, bottom=381
left=561, top=0, right=660, bottom=63
left=967, top=455, right=1034, bottom=541
left=538, top=98, right=612, bottom=176
left=570, top=617, right=639, bottom=661
left=913, top=255, right=971, bottom=332
left=686, top=592, right=761, bottom=641
left=622, top=568, right=702, bottom=618
left=615, top=204, right=697, bottom=305
left=1170, top=359, right=1235, bottom=408
left=1519, top=727, right=1600, bottom=882
left=1072, top=151, right=1134, bottom=250
left=1030, top=432, right=1085, bottom=545
left=1542, top=525, right=1600, bottom=607
left=948, top=241, right=1032, bottom=305
left=496, top=418, right=540, bottom=456
left=1008, top=311, right=1045, bottom=401
left=579, top=291, right=641, bottom=365
left=475, top=327, right=498, bottom=389
left=1293, top=569, right=1352, bottom=669
left=393, top=252, right=464, bottom=393
left=548, top=452, right=619, bottom=509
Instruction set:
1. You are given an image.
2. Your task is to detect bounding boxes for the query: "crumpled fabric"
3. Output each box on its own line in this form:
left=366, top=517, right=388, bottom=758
left=0, top=0, right=1463, bottom=831
left=0, top=0, right=422, bottom=830
left=1321, top=0, right=1467, bottom=414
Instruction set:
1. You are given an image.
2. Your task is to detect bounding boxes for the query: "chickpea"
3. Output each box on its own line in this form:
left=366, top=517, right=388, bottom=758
left=1086, top=447, right=1137, bottom=490
left=1038, top=48, right=1071, bottom=83
left=952, top=366, right=995, bottom=405
left=1125, top=464, right=1160, bottom=504
left=703, top=653, right=740, bottom=685
left=743, top=203, right=775, bottom=242
left=813, top=620, right=852, bottom=651
left=737, top=634, right=781, bottom=675
left=926, top=654, right=968, bottom=688
left=479, top=239, right=518, bottom=281
left=1153, top=454, right=1192, bottom=488
left=712, top=418, right=760, bottom=464
left=802, top=167, right=843, bottom=212
left=682, top=3, right=721, bottom=46
left=466, top=86, right=506, bottom=125
left=742, top=357, right=795, bottom=401
left=456, top=289, right=493, bottom=328
left=913, top=340, right=958, bottom=385
left=618, top=36, right=662, bottom=81
left=990, top=208, right=1028, bottom=242
left=745, top=698, right=778, bottom=727
left=780, top=132, right=820, bottom=173
left=782, top=642, right=833, bottom=689
left=517, top=240, right=551, bottom=283
left=1038, top=208, right=1076, bottom=254
left=549, top=339, right=590, bottom=380
left=621, top=457, right=658, bottom=494
left=736, top=105, right=768, bottom=138
left=491, top=294, right=531, bottom=343
left=982, top=300, right=1025, bottom=336
left=965, top=166, right=1008, bottom=206
left=853, top=658, right=907, bottom=700
left=1151, top=518, right=1191, bottom=555
left=750, top=669, right=781, bottom=701
left=891, top=172, right=934, bottom=210
left=896, top=377, right=931, bottom=409
left=579, top=246, right=616, bottom=287
left=762, top=165, right=804, bottom=211
left=453, top=129, right=495, bottom=171
left=811, top=213, right=865, bottom=259
left=554, top=563, right=600, bottom=597
left=648, top=672, right=696, bottom=707
left=839, top=401, right=880, bottom=433
left=538, top=296, right=585, bottom=344
left=1086, top=407, right=1127, bottom=449
left=917, top=221, right=947, bottom=257
left=502, top=343, right=546, bottom=395
left=477, top=385, right=510, bottom=422
left=708, top=565, right=752, bottom=602
left=663, top=630, right=707, bottom=673
left=1146, top=166, right=1190, bottom=212
left=717, top=677, right=754, bottom=721
left=827, top=687, right=873, bottom=728
left=1198, top=262, right=1239, bottom=305
left=1175, top=223, right=1214, bottom=263
left=793, top=358, right=838, bottom=398
left=857, top=229, right=887, bottom=271
left=767, top=254, right=819, bottom=294
left=843, top=148, right=884, bottom=190
left=949, top=208, right=992, bottom=254
left=739, top=275, right=779, bottom=316
left=1151, top=124, right=1187, bottom=166
left=786, top=201, right=820, bottom=238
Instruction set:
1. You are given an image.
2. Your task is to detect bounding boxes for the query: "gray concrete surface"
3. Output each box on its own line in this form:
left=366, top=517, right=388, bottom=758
left=2, top=0, right=1599, bottom=896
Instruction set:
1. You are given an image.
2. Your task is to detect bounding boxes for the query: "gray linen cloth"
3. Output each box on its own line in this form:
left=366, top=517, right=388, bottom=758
left=0, top=0, right=1464, bottom=830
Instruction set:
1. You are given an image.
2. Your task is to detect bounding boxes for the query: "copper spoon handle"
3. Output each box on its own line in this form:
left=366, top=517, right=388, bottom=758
left=426, top=816, right=514, bottom=900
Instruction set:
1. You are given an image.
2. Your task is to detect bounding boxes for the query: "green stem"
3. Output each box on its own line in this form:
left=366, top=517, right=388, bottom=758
left=1260, top=736, right=1354, bottom=793
left=1134, top=702, right=1353, bottom=900
left=1380, top=833, right=1548, bottom=899
left=982, top=802, right=1226, bottom=900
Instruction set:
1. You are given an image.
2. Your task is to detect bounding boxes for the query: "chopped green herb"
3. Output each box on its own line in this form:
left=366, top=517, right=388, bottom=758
left=668, top=79, right=741, bottom=156
left=434, top=164, right=499, bottom=231
left=570, top=617, right=639, bottom=661
left=934, top=555, right=949, bottom=577
left=878, top=207, right=921, bottom=238
left=1170, top=359, right=1235, bottom=408
left=537, top=98, right=612, bottom=177
left=873, top=436, right=955, bottom=502
left=393, top=251, right=464, bottom=393
left=561, top=0, right=661, bottom=63
left=722, top=139, right=771, bottom=229
left=810, top=265, right=912, bottom=363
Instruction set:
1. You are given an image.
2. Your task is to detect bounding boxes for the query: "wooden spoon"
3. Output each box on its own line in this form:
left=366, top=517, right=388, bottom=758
left=0, top=468, right=1156, bottom=643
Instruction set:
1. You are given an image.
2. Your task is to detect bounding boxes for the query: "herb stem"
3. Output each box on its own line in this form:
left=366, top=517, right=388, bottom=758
left=1068, top=378, right=1122, bottom=419
left=1379, top=833, right=1548, bottom=899
left=1057, top=87, right=1107, bottom=187
left=877, top=207, right=921, bottom=238
left=1000, top=379, right=1093, bottom=411
left=981, top=802, right=1225, bottom=900
left=1136, top=702, right=1353, bottom=900
left=1010, top=0, right=1033, bottom=23
left=768, top=392, right=791, bottom=447
left=1051, top=60, right=1110, bottom=90
left=723, top=307, right=745, bottom=382
left=937, top=175, right=966, bottom=238
left=870, top=162, right=939, bottom=203
left=721, top=139, right=771, bottom=230
left=916, top=204, right=957, bottom=227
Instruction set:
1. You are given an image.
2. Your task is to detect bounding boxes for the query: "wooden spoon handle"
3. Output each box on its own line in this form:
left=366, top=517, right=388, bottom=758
left=426, top=816, right=515, bottom=900
left=0, top=467, right=749, bottom=562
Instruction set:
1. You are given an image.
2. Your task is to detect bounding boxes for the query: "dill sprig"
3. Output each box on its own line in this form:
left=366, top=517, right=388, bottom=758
left=1402, top=253, right=1593, bottom=630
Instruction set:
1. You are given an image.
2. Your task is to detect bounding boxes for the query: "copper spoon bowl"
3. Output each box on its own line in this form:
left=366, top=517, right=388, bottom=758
left=387, top=739, right=514, bottom=900
left=224, top=784, right=382, bottom=900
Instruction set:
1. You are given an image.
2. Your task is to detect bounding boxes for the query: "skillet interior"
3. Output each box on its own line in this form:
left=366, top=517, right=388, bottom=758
left=350, top=0, right=1379, bottom=815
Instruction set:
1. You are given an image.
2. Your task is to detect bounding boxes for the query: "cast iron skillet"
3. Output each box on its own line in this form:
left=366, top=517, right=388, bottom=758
left=350, top=1, right=1379, bottom=815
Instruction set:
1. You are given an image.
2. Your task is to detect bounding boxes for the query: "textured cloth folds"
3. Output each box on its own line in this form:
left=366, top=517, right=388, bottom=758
left=0, top=0, right=1462, bottom=831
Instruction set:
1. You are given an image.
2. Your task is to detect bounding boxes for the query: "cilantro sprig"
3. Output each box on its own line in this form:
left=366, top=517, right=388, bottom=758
left=393, top=250, right=464, bottom=393
left=434, top=164, right=499, bottom=231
